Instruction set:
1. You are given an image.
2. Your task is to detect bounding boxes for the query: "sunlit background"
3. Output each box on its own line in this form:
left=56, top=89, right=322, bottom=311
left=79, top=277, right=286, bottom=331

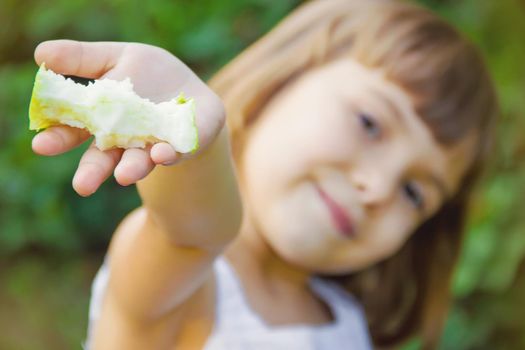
left=0, top=0, right=524, bottom=349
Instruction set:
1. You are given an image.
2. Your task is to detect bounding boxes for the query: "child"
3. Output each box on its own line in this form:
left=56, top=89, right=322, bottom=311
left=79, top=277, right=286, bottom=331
left=31, top=0, right=498, bottom=349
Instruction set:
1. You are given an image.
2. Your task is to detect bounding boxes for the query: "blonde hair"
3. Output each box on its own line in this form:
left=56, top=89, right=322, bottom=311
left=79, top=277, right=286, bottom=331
left=209, top=0, right=498, bottom=348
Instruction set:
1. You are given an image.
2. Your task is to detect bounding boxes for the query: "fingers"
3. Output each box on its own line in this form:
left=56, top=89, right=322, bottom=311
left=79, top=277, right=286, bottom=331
left=34, top=40, right=126, bottom=78
left=32, top=126, right=91, bottom=156
left=114, top=148, right=155, bottom=187
left=150, top=142, right=180, bottom=165
left=73, top=145, right=124, bottom=197
left=68, top=142, right=177, bottom=196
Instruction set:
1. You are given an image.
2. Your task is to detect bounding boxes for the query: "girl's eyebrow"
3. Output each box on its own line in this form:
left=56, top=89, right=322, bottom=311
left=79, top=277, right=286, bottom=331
left=428, top=172, right=450, bottom=202
left=370, top=87, right=407, bottom=128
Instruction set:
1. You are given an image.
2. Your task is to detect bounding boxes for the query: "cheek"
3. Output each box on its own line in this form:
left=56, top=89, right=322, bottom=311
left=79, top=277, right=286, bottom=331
left=242, top=79, right=364, bottom=185
left=243, top=110, right=354, bottom=194
left=252, top=182, right=342, bottom=269
left=363, top=209, right=417, bottom=262
left=352, top=210, right=416, bottom=266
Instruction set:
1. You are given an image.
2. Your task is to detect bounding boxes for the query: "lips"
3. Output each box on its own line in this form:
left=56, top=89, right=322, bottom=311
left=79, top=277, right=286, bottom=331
left=315, top=184, right=356, bottom=238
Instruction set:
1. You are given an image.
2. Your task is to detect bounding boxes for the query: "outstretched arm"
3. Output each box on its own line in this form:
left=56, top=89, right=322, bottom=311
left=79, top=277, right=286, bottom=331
left=32, top=40, right=242, bottom=348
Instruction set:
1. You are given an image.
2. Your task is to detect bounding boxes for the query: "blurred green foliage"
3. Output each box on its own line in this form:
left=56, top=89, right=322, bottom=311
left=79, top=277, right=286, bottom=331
left=419, top=1, right=525, bottom=349
left=0, top=0, right=524, bottom=349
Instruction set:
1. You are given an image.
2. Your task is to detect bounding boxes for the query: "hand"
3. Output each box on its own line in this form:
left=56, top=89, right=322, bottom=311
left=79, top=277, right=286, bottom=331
left=32, top=40, right=225, bottom=196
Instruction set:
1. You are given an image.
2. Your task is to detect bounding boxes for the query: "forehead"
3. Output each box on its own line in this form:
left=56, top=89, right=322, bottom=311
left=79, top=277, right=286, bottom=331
left=312, top=59, right=478, bottom=196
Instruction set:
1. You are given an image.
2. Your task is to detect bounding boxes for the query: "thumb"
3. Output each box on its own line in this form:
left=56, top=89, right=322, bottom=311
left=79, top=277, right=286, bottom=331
left=34, top=40, right=126, bottom=79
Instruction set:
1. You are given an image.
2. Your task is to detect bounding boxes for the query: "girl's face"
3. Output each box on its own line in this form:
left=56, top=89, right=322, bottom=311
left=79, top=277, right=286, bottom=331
left=240, top=59, right=476, bottom=275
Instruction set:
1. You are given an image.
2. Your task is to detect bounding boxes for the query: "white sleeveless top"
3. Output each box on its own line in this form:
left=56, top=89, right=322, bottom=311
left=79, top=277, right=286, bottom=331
left=85, top=257, right=373, bottom=350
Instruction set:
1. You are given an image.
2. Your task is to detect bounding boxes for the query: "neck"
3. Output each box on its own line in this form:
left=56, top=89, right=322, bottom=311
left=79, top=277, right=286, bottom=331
left=224, top=215, right=311, bottom=291
left=223, top=214, right=336, bottom=326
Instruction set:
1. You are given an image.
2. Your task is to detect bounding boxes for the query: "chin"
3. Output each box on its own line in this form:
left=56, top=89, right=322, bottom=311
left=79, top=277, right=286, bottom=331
left=269, top=228, right=380, bottom=276
left=259, top=187, right=350, bottom=270
left=266, top=226, right=337, bottom=270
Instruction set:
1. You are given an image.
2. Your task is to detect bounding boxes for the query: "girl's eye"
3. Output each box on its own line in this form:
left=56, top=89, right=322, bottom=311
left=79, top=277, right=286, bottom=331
left=403, top=182, right=425, bottom=210
left=359, top=113, right=381, bottom=138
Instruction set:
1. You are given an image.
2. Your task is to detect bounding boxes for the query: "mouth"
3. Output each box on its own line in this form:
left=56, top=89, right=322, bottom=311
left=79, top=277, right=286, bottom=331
left=314, top=184, right=356, bottom=239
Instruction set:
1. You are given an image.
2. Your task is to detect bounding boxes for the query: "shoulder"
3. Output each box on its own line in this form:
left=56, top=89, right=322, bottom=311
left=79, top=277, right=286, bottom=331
left=171, top=273, right=217, bottom=349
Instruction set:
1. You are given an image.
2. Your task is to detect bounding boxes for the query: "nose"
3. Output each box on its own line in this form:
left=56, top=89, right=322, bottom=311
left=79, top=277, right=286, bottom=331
left=350, top=168, right=397, bottom=208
